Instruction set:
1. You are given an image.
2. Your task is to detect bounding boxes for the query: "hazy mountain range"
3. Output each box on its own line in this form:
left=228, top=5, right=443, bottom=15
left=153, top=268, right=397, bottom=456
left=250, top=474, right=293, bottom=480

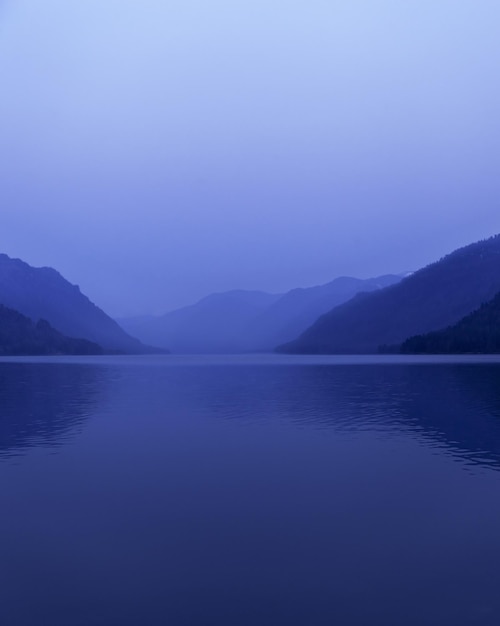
left=0, top=253, right=156, bottom=354
left=117, top=274, right=403, bottom=353
left=2, top=234, right=500, bottom=356
left=279, top=235, right=500, bottom=354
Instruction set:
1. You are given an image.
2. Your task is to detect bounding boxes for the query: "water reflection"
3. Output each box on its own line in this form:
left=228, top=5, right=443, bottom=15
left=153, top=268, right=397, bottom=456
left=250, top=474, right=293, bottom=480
left=183, top=362, right=500, bottom=470
left=2, top=359, right=500, bottom=471
left=0, top=363, right=104, bottom=458
left=2, top=358, right=500, bottom=626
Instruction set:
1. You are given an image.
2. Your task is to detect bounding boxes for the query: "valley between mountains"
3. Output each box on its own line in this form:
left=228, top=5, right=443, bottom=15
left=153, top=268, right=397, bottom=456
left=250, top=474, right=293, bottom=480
left=2, top=234, right=500, bottom=356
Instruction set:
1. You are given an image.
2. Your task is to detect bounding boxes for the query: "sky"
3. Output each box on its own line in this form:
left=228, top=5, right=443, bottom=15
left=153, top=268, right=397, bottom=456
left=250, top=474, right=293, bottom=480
left=1, top=1, right=499, bottom=317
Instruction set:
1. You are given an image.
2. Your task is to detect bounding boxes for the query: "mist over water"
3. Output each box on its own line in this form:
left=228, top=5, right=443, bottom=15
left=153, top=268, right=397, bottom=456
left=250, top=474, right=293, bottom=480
left=1, top=356, right=500, bottom=625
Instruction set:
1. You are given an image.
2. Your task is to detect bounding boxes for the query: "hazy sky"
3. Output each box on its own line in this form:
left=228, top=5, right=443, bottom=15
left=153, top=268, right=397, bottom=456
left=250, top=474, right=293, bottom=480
left=1, top=1, right=499, bottom=316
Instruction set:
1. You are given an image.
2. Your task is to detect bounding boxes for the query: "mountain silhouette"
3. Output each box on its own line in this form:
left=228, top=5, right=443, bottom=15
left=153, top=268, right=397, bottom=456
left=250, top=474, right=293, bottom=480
left=402, top=290, right=500, bottom=353
left=119, top=290, right=280, bottom=353
left=278, top=235, right=500, bottom=354
left=0, top=253, right=158, bottom=353
left=118, top=275, right=401, bottom=353
left=243, top=274, right=402, bottom=350
left=0, top=304, right=102, bottom=355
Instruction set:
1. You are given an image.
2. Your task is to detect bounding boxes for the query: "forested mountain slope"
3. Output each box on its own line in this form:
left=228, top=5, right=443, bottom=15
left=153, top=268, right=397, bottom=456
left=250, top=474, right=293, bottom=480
left=279, top=235, right=500, bottom=354
left=0, top=304, right=102, bottom=355
left=0, top=254, right=154, bottom=353
left=401, top=291, right=500, bottom=354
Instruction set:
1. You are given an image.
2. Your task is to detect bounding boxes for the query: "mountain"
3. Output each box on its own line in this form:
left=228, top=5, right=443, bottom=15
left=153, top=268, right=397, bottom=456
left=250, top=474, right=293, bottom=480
left=0, top=254, right=155, bottom=353
left=279, top=234, right=500, bottom=354
left=119, top=290, right=281, bottom=353
left=118, top=274, right=402, bottom=354
left=0, top=304, right=102, bottom=355
left=401, top=291, right=500, bottom=354
left=243, top=274, right=402, bottom=350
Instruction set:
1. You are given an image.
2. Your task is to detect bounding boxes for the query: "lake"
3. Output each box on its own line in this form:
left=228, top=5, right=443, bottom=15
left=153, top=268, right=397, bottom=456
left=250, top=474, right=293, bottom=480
left=1, top=354, right=500, bottom=626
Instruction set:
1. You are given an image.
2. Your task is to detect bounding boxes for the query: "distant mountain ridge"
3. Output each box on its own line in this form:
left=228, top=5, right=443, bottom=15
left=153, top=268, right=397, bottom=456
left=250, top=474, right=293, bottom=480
left=244, top=274, right=402, bottom=350
left=279, top=234, right=500, bottom=354
left=0, top=253, right=156, bottom=353
left=118, top=274, right=402, bottom=353
left=119, top=290, right=282, bottom=354
left=0, top=304, right=102, bottom=355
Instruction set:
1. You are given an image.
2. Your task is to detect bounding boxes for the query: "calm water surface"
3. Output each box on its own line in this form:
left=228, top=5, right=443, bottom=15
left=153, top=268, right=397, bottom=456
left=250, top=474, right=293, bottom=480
left=1, top=355, right=500, bottom=626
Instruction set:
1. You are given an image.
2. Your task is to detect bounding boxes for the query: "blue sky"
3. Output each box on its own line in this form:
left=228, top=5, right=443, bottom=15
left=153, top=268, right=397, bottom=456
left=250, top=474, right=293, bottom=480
left=1, top=1, right=499, bottom=316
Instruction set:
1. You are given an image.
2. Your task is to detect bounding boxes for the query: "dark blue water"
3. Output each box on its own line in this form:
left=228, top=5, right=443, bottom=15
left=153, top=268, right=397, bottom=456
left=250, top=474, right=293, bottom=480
left=2, top=355, right=500, bottom=626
